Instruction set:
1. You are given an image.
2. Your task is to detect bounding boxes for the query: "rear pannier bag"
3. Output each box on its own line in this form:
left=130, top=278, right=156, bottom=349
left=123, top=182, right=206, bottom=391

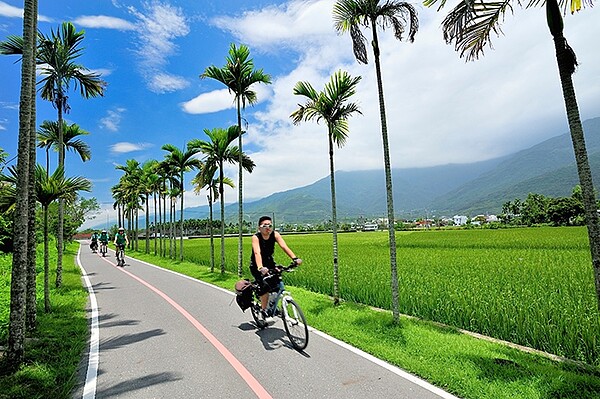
left=235, top=279, right=253, bottom=311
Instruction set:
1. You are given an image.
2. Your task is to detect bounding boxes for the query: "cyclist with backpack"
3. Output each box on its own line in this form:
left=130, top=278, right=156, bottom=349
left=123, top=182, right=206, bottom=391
left=90, top=231, right=99, bottom=252
left=99, top=230, right=109, bottom=255
left=250, top=216, right=302, bottom=322
left=113, top=227, right=128, bottom=265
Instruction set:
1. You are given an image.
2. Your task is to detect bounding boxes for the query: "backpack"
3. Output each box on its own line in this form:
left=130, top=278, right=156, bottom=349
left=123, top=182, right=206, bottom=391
left=234, top=279, right=253, bottom=311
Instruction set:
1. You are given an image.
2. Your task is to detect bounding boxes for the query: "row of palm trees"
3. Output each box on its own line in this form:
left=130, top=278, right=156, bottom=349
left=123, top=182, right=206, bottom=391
left=111, top=126, right=254, bottom=274
left=2, top=15, right=105, bottom=369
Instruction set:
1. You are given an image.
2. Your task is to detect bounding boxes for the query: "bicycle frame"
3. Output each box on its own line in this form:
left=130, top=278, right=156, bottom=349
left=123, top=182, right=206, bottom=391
left=249, top=262, right=308, bottom=351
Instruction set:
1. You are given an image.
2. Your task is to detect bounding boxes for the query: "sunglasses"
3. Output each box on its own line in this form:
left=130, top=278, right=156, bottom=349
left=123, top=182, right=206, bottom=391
left=260, top=224, right=273, bottom=229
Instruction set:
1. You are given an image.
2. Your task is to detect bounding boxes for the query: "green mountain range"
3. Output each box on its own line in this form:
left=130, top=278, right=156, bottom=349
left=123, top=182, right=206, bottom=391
left=182, top=116, right=600, bottom=223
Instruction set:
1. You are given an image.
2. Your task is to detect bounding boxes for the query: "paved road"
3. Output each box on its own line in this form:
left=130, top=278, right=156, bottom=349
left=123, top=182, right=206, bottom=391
left=72, top=242, right=460, bottom=399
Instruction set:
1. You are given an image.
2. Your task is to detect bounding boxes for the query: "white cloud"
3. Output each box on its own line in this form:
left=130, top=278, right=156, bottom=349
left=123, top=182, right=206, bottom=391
left=148, top=72, right=189, bottom=94
left=0, top=1, right=50, bottom=22
left=211, top=0, right=336, bottom=50
left=100, top=108, right=126, bottom=132
left=128, top=1, right=190, bottom=93
left=182, top=85, right=271, bottom=115
left=74, top=15, right=135, bottom=30
left=110, top=141, right=152, bottom=153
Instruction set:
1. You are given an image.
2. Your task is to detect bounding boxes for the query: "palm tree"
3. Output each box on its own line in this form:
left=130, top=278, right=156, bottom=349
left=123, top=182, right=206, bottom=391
left=35, top=22, right=106, bottom=288
left=190, top=126, right=255, bottom=274
left=333, top=0, right=419, bottom=322
left=161, top=143, right=202, bottom=261
left=291, top=70, right=362, bottom=305
left=115, top=160, right=143, bottom=249
left=425, top=0, right=600, bottom=309
left=3, top=0, right=37, bottom=369
left=37, top=120, right=91, bottom=175
left=141, top=160, right=160, bottom=254
left=201, top=43, right=271, bottom=277
left=192, top=166, right=234, bottom=272
left=33, top=165, right=90, bottom=312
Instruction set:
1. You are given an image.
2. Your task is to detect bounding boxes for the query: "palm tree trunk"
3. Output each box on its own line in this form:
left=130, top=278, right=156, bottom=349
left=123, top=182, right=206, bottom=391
left=153, top=192, right=157, bottom=255
left=371, top=19, right=400, bottom=322
left=328, top=130, right=340, bottom=305
left=180, top=172, right=184, bottom=261
left=26, top=2, right=38, bottom=331
left=135, top=207, right=139, bottom=252
left=548, top=9, right=600, bottom=309
left=220, top=162, right=226, bottom=274
left=56, top=101, right=65, bottom=288
left=43, top=206, right=51, bottom=312
left=145, top=193, right=150, bottom=254
left=237, top=99, right=244, bottom=277
left=209, top=193, right=215, bottom=273
left=7, top=0, right=36, bottom=368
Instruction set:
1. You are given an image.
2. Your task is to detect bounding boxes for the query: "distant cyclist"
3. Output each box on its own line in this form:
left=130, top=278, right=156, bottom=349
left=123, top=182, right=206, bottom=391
left=113, top=227, right=129, bottom=264
left=99, top=230, right=109, bottom=255
left=99, top=230, right=109, bottom=246
left=90, top=231, right=99, bottom=252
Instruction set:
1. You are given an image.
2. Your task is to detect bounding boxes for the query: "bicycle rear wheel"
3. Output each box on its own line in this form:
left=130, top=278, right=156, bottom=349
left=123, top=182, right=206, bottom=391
left=281, top=297, right=308, bottom=351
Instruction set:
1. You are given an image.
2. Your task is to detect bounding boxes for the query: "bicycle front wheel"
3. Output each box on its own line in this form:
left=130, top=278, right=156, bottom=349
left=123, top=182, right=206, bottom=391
left=281, top=297, right=308, bottom=351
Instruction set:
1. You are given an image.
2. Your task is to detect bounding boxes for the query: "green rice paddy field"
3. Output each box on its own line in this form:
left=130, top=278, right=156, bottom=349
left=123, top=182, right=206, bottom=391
left=156, top=226, right=599, bottom=366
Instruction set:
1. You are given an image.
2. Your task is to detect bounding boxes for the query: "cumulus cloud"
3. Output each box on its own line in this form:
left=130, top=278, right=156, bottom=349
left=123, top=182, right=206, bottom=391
left=181, top=85, right=271, bottom=115
left=211, top=0, right=337, bottom=51
left=110, top=142, right=153, bottom=153
left=74, top=15, right=136, bottom=30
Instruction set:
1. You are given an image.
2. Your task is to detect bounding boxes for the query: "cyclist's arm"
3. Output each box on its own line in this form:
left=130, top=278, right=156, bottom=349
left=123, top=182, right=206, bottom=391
left=274, top=232, right=301, bottom=264
left=251, top=234, right=264, bottom=270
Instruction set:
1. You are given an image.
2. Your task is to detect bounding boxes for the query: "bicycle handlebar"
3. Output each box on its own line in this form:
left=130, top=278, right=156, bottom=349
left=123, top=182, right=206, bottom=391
left=273, top=261, right=300, bottom=274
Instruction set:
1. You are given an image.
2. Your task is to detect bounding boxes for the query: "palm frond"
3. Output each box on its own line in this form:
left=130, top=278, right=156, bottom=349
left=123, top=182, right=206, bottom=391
left=441, top=0, right=512, bottom=61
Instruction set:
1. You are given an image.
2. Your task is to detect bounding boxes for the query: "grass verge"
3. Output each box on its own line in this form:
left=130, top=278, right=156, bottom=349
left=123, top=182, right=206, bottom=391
left=0, top=242, right=88, bottom=399
left=128, top=249, right=600, bottom=399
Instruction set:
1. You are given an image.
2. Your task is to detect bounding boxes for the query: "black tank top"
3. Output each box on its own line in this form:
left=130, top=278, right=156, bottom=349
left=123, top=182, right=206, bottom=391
left=250, top=232, right=276, bottom=270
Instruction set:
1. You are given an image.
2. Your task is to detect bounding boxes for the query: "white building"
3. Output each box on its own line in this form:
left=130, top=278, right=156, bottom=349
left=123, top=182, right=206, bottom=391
left=453, top=215, right=468, bottom=226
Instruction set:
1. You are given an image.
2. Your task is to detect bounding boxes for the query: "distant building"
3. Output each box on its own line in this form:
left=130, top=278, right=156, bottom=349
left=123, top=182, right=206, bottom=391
left=362, top=223, right=379, bottom=231
left=453, top=215, right=468, bottom=226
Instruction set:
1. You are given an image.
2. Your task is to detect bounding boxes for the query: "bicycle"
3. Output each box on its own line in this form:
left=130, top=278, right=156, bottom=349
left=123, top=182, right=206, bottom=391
left=115, top=244, right=125, bottom=266
left=99, top=241, right=108, bottom=257
left=249, top=262, right=309, bottom=351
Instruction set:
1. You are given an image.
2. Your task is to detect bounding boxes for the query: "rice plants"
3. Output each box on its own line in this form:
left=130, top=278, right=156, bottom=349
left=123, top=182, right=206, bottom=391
left=176, top=226, right=599, bottom=365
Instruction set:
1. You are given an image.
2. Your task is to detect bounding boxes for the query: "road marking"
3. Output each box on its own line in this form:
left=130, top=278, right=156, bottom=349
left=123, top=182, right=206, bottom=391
left=132, top=256, right=460, bottom=399
left=81, top=249, right=272, bottom=399
left=77, top=247, right=100, bottom=399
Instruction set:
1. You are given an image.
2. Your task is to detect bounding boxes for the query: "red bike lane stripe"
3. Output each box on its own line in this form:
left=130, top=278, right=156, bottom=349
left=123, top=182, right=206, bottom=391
left=115, top=264, right=273, bottom=399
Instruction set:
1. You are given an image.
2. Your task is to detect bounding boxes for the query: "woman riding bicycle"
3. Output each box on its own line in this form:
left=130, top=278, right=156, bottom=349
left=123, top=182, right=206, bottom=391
left=250, top=216, right=302, bottom=321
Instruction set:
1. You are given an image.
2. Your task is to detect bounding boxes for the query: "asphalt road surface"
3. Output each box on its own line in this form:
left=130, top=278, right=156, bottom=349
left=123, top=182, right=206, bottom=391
left=72, top=242, right=460, bottom=399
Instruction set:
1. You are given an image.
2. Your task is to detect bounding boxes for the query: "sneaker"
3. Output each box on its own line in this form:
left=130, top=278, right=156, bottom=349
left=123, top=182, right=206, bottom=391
left=261, top=310, right=275, bottom=325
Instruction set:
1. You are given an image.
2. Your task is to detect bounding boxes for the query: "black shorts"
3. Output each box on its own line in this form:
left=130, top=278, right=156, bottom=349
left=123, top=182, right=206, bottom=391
left=250, top=267, right=281, bottom=295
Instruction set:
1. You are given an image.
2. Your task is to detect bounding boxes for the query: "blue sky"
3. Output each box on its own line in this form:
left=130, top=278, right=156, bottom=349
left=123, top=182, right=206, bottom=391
left=1, top=0, right=599, bottom=228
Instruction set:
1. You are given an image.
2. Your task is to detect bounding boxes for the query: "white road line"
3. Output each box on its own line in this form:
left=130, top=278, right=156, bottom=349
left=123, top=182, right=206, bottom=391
left=77, top=246, right=100, bottom=399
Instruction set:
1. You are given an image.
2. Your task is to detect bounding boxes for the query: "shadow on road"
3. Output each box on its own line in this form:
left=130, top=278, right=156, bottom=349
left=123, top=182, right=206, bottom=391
left=95, top=371, right=183, bottom=398
left=100, top=328, right=166, bottom=351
